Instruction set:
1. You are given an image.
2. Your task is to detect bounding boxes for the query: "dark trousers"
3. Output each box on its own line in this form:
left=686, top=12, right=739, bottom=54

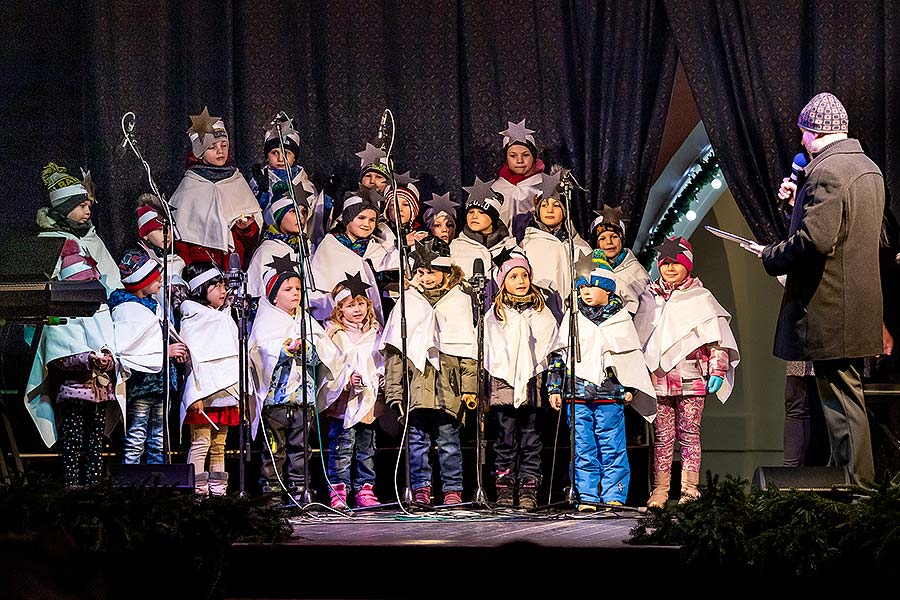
left=783, top=375, right=829, bottom=467
left=813, top=358, right=875, bottom=484
left=260, top=404, right=308, bottom=492
left=326, top=418, right=377, bottom=491
left=408, top=409, right=463, bottom=492
left=493, top=405, right=542, bottom=482
left=59, top=399, right=107, bottom=487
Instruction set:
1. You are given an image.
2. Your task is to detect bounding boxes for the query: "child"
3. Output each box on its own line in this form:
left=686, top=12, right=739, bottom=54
left=374, top=183, right=428, bottom=313
left=449, top=176, right=520, bottom=306
left=246, top=182, right=310, bottom=299
left=520, top=171, right=592, bottom=321
left=355, top=142, right=391, bottom=195
left=170, top=106, right=262, bottom=269
left=249, top=267, right=337, bottom=502
left=589, top=205, right=649, bottom=314
left=422, top=192, right=459, bottom=243
left=25, top=250, right=125, bottom=488
left=633, top=237, right=740, bottom=506
left=37, top=163, right=122, bottom=293
left=310, top=196, right=392, bottom=324
left=381, top=238, right=477, bottom=506
left=110, top=250, right=189, bottom=464
left=491, top=119, right=545, bottom=235
left=546, top=251, right=656, bottom=510
left=484, top=251, right=562, bottom=509
left=178, top=262, right=241, bottom=496
left=135, top=196, right=189, bottom=315
left=249, top=120, right=328, bottom=248
left=317, top=274, right=385, bottom=509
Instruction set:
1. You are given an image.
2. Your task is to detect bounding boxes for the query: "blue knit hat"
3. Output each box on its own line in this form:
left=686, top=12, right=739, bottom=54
left=574, top=249, right=616, bottom=292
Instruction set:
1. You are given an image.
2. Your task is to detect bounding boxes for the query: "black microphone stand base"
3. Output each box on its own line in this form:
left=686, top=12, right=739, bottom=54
left=530, top=485, right=579, bottom=512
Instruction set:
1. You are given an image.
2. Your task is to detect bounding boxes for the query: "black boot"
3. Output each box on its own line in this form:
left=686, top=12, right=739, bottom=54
left=494, top=471, right=516, bottom=507
left=518, top=477, right=540, bottom=510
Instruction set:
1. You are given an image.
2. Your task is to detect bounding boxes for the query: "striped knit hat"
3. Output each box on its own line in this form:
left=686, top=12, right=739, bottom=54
left=798, top=93, right=849, bottom=134
left=384, top=184, right=420, bottom=223
left=59, top=240, right=100, bottom=281
left=575, top=249, right=616, bottom=292
left=137, top=204, right=164, bottom=238
left=118, top=248, right=161, bottom=293
left=263, top=267, right=300, bottom=304
left=187, top=106, right=228, bottom=159
left=41, top=163, right=90, bottom=216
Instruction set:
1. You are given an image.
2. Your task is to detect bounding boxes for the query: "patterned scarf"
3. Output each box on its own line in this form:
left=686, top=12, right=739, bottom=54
left=578, top=294, right=623, bottom=325
left=335, top=232, right=370, bottom=257
left=263, top=224, right=301, bottom=248
left=652, top=274, right=696, bottom=300
left=505, top=291, right=539, bottom=313
left=108, top=289, right=158, bottom=313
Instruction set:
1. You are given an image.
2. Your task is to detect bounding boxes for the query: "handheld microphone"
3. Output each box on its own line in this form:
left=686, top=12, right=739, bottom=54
left=790, top=152, right=808, bottom=182
left=226, top=252, right=244, bottom=290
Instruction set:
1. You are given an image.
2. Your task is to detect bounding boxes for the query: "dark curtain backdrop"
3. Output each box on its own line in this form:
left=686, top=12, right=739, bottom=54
left=665, top=0, right=900, bottom=245
left=0, top=0, right=676, bottom=256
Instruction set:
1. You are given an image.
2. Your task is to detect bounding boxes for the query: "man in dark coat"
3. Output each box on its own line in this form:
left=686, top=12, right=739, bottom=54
left=752, top=92, right=885, bottom=484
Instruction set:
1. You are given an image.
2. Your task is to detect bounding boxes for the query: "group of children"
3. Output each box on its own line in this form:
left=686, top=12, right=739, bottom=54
left=25, top=108, right=739, bottom=511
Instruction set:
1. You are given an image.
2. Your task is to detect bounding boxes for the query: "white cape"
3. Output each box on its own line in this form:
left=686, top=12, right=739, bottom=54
left=556, top=308, right=657, bottom=421
left=317, top=326, right=384, bottom=428
left=484, top=305, right=563, bottom=408
left=613, top=249, right=651, bottom=314
left=39, top=228, right=122, bottom=295
left=178, top=300, right=242, bottom=428
left=248, top=298, right=339, bottom=438
left=492, top=174, right=542, bottom=230
left=309, top=234, right=385, bottom=324
left=111, top=301, right=163, bottom=375
left=246, top=238, right=299, bottom=298
left=24, top=304, right=126, bottom=447
left=521, top=226, right=591, bottom=312
left=379, top=286, right=477, bottom=374
left=169, top=169, right=262, bottom=253
left=633, top=284, right=741, bottom=403
left=449, top=233, right=520, bottom=280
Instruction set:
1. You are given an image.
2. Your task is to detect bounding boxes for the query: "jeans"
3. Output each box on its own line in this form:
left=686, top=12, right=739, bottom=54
left=408, top=409, right=463, bottom=492
left=327, top=418, right=377, bottom=491
left=567, top=402, right=629, bottom=503
left=123, top=394, right=164, bottom=464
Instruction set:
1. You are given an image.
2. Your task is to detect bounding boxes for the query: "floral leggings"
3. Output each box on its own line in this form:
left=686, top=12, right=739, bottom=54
left=652, top=395, right=705, bottom=474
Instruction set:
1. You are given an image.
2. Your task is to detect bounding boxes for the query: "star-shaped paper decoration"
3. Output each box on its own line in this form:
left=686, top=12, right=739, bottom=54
left=424, top=192, right=459, bottom=216
left=595, top=204, right=625, bottom=226
left=463, top=176, right=499, bottom=206
left=654, top=237, right=685, bottom=263
left=264, top=119, right=299, bottom=142
left=272, top=179, right=313, bottom=210
left=355, top=142, right=387, bottom=167
left=491, top=246, right=521, bottom=270
left=265, top=252, right=300, bottom=274
left=338, top=271, right=371, bottom=299
left=499, top=119, right=536, bottom=145
left=538, top=170, right=562, bottom=200
left=393, top=171, right=418, bottom=188
left=409, top=238, right=441, bottom=271
left=187, top=106, right=220, bottom=137
left=80, top=168, right=97, bottom=201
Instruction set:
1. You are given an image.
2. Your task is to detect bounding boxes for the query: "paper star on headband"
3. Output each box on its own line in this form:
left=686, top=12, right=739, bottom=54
left=187, top=106, right=221, bottom=137
left=654, top=237, right=685, bottom=263
left=265, top=252, right=300, bottom=274
left=337, top=271, right=371, bottom=299
left=355, top=142, right=387, bottom=168
left=499, top=119, right=536, bottom=146
left=424, top=192, right=458, bottom=216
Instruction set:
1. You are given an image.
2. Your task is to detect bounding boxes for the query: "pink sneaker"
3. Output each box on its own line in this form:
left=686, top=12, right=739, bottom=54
left=354, top=483, right=380, bottom=508
left=443, top=490, right=463, bottom=505
left=330, top=483, right=348, bottom=509
left=413, top=486, right=432, bottom=505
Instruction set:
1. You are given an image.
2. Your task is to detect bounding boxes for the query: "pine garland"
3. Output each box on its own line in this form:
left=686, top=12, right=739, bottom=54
left=638, top=153, right=720, bottom=268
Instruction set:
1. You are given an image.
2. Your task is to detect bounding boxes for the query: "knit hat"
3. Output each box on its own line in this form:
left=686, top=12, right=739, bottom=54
left=118, top=248, right=161, bottom=293
left=590, top=205, right=626, bottom=240
left=384, top=183, right=420, bottom=223
left=264, top=180, right=310, bottom=228
left=463, top=176, right=504, bottom=224
left=263, top=267, right=301, bottom=305
left=499, top=119, right=538, bottom=155
left=41, top=163, right=90, bottom=216
left=797, top=92, right=849, bottom=134
left=655, top=237, right=693, bottom=272
left=574, top=249, right=616, bottom=292
left=187, top=106, right=228, bottom=159
left=187, top=265, right=223, bottom=295
left=58, top=239, right=100, bottom=281
left=355, top=142, right=390, bottom=181
left=136, top=204, right=164, bottom=238
left=409, top=236, right=453, bottom=273
left=263, top=120, right=301, bottom=158
left=340, top=195, right=379, bottom=225
left=492, top=248, right=532, bottom=289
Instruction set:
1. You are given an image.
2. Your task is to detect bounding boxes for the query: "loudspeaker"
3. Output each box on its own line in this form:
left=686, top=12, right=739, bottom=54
left=109, top=464, right=195, bottom=491
left=751, top=466, right=853, bottom=492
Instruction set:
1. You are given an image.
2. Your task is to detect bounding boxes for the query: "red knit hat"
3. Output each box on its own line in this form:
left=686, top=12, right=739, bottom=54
left=137, top=205, right=163, bottom=238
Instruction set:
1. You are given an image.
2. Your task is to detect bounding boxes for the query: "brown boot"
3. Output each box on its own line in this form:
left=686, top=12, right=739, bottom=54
left=679, top=470, right=701, bottom=504
left=647, top=471, right=671, bottom=508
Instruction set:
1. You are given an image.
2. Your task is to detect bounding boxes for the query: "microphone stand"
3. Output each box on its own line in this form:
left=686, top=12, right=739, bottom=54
left=228, top=262, right=251, bottom=497
left=120, top=112, right=176, bottom=465
left=380, top=110, right=421, bottom=509
left=470, top=268, right=490, bottom=507
left=273, top=112, right=316, bottom=506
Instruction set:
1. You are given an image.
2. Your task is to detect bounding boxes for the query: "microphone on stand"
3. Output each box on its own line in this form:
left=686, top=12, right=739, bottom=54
left=268, top=111, right=290, bottom=127
left=226, top=252, right=244, bottom=291
left=468, top=257, right=486, bottom=289
left=375, top=109, right=390, bottom=150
